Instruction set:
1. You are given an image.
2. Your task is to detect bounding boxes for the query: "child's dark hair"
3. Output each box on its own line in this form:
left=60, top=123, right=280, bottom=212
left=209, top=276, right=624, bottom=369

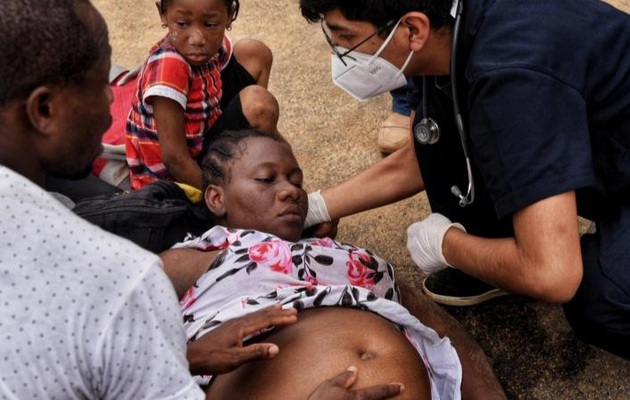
left=160, top=0, right=240, bottom=22
left=201, top=129, right=290, bottom=190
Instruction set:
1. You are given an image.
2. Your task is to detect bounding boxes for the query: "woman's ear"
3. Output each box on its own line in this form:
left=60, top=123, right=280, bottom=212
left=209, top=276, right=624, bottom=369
left=204, top=184, right=226, bottom=217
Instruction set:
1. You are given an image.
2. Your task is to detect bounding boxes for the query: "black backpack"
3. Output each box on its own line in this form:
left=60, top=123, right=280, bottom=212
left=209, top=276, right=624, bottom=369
left=72, top=181, right=215, bottom=253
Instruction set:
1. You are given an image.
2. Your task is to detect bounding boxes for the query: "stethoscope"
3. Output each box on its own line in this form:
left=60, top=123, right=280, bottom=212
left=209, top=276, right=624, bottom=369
left=414, top=0, right=475, bottom=207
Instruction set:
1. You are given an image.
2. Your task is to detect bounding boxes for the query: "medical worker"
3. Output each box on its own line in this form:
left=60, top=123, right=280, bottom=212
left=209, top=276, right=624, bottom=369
left=300, top=0, right=630, bottom=359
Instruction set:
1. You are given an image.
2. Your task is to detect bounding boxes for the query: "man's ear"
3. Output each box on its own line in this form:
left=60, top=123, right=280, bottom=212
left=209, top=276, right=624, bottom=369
left=401, top=12, right=431, bottom=52
left=204, top=184, right=227, bottom=217
left=25, top=86, right=57, bottom=137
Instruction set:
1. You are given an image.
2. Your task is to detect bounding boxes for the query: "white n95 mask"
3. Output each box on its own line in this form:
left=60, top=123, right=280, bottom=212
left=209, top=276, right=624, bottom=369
left=331, top=19, right=413, bottom=101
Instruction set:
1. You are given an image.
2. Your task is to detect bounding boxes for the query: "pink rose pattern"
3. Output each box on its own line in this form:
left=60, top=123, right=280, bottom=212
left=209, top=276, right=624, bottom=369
left=310, top=237, right=336, bottom=248
left=186, top=227, right=396, bottom=300
left=179, top=286, right=196, bottom=309
left=248, top=240, right=293, bottom=274
left=179, top=226, right=402, bottom=385
left=178, top=227, right=458, bottom=394
left=346, top=250, right=382, bottom=290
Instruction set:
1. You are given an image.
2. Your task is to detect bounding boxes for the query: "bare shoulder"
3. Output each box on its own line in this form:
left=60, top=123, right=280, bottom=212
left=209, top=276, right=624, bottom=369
left=160, top=248, right=221, bottom=299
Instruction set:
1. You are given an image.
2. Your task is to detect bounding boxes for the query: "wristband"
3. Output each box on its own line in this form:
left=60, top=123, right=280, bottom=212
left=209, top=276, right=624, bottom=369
left=304, top=190, right=331, bottom=228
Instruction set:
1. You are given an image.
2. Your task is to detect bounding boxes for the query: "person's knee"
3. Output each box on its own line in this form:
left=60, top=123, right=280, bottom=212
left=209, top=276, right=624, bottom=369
left=234, top=38, right=273, bottom=68
left=233, top=38, right=273, bottom=87
left=563, top=297, right=630, bottom=359
left=565, top=234, right=630, bottom=358
left=239, top=85, right=279, bottom=132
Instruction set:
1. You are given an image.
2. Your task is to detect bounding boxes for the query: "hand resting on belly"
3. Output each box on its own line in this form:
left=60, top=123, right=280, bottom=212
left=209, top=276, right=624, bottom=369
left=206, top=307, right=431, bottom=400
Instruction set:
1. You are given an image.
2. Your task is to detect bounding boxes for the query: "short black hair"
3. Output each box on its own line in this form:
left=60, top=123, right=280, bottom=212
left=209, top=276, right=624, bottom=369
left=160, top=0, right=240, bottom=22
left=201, top=129, right=290, bottom=190
left=299, top=0, right=454, bottom=34
left=0, top=0, right=103, bottom=107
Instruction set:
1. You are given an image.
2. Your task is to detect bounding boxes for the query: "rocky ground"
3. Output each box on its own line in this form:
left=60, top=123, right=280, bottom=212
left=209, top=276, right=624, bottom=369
left=92, top=0, right=630, bottom=398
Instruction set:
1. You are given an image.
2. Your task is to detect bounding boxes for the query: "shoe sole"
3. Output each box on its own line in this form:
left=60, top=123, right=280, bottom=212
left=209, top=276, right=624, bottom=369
left=421, top=277, right=511, bottom=307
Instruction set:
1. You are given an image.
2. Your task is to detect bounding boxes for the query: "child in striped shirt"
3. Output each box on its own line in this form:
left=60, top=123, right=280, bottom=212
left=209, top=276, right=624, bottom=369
left=126, top=0, right=279, bottom=190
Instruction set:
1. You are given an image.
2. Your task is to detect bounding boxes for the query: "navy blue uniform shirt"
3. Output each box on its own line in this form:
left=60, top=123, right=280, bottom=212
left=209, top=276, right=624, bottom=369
left=416, top=0, right=630, bottom=229
left=411, top=0, right=630, bottom=282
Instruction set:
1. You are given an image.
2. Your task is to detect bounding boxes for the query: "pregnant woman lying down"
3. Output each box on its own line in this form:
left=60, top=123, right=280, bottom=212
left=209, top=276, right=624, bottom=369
left=160, top=129, right=506, bottom=399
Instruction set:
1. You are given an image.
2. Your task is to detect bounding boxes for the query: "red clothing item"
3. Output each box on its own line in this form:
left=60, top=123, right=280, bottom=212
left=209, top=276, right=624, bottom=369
left=125, top=36, right=232, bottom=190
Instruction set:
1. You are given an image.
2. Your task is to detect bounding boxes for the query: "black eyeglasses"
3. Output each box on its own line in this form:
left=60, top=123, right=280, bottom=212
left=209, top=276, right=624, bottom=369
left=321, top=19, right=396, bottom=66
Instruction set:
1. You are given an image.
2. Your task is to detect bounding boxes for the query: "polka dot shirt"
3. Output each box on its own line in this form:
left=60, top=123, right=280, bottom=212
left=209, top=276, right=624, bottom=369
left=0, top=166, right=204, bottom=399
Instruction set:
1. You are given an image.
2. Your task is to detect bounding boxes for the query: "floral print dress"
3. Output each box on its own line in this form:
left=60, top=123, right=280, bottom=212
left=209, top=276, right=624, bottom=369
left=173, top=226, right=462, bottom=399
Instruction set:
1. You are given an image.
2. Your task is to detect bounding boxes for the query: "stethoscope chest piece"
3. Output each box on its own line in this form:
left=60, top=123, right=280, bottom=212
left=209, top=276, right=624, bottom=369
left=414, top=117, right=441, bottom=145
left=415, top=0, right=475, bottom=207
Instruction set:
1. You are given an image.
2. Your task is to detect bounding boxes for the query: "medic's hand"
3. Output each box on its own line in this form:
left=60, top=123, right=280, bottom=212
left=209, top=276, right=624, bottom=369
left=406, top=213, right=466, bottom=274
left=186, top=304, right=298, bottom=375
left=307, top=366, right=405, bottom=400
left=305, top=191, right=331, bottom=228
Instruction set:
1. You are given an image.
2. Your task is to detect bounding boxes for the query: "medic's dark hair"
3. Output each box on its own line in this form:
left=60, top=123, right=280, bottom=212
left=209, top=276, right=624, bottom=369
left=300, top=0, right=454, bottom=34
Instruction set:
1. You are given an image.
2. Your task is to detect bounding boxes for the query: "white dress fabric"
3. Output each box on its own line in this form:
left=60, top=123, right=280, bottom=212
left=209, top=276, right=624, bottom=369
left=175, top=226, right=463, bottom=399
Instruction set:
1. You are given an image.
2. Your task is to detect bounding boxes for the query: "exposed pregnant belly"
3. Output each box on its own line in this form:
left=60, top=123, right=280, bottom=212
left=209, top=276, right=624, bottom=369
left=206, top=307, right=431, bottom=399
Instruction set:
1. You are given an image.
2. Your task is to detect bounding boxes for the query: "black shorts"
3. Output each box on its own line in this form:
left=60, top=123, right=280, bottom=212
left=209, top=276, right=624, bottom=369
left=200, top=56, right=257, bottom=158
left=220, top=55, right=257, bottom=110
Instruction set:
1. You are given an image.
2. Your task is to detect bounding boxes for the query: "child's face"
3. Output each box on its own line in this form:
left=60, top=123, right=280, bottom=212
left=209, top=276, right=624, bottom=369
left=160, top=0, right=230, bottom=66
left=216, top=137, right=308, bottom=242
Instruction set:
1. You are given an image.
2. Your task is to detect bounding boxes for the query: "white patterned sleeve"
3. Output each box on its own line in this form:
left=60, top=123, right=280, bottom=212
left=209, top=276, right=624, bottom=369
left=97, top=261, right=205, bottom=400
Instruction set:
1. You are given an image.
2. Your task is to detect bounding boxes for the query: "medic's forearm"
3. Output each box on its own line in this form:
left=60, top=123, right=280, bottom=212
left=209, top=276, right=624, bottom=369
left=442, top=191, right=583, bottom=303
left=322, top=139, right=423, bottom=220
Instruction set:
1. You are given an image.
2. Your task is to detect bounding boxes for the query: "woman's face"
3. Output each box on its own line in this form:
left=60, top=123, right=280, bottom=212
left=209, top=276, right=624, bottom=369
left=161, top=0, right=230, bottom=66
left=214, top=137, right=308, bottom=242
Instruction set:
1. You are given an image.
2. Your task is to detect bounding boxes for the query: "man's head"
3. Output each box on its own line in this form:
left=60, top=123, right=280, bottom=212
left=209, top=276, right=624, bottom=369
left=0, top=0, right=113, bottom=184
left=300, top=0, right=456, bottom=86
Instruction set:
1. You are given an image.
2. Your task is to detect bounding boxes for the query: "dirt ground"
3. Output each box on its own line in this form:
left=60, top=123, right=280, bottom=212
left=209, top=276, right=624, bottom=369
left=92, top=0, right=630, bottom=398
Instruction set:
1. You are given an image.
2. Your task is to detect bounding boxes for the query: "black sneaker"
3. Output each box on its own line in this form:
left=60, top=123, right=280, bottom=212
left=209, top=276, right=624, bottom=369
left=422, top=268, right=509, bottom=306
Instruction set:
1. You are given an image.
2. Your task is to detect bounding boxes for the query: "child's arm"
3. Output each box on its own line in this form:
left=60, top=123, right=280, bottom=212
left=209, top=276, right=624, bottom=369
left=153, top=96, right=203, bottom=189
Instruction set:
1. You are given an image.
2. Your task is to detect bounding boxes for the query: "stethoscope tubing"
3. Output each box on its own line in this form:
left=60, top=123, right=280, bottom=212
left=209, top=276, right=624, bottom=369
left=422, top=0, right=475, bottom=207
left=449, top=0, right=475, bottom=207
